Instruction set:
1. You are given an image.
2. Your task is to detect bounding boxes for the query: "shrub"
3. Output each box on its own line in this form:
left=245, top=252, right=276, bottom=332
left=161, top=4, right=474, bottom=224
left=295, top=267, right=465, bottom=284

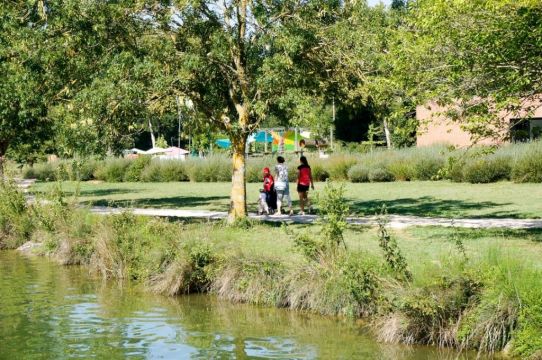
left=347, top=164, right=370, bottom=183
left=511, top=142, right=542, bottom=183
left=94, top=158, right=130, bottom=182
left=0, top=181, right=34, bottom=249
left=158, top=161, right=189, bottom=182
left=139, top=162, right=162, bottom=182
left=413, top=157, right=444, bottom=181
left=23, top=162, right=57, bottom=181
left=387, top=158, right=415, bottom=181
left=187, top=156, right=231, bottom=182
left=368, top=167, right=395, bottom=182
left=463, top=156, right=511, bottom=183
left=72, top=158, right=98, bottom=181
left=326, top=157, right=357, bottom=181
left=311, top=164, right=330, bottom=182
left=124, top=156, right=151, bottom=182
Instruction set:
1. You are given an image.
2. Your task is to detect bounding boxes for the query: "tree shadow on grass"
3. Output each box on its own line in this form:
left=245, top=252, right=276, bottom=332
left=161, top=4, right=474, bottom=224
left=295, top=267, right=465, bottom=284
left=83, top=195, right=230, bottom=211
left=349, top=196, right=519, bottom=219
left=78, top=188, right=141, bottom=197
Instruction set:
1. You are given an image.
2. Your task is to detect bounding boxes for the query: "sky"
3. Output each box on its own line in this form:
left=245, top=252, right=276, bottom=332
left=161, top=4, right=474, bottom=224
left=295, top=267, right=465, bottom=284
left=368, top=0, right=392, bottom=6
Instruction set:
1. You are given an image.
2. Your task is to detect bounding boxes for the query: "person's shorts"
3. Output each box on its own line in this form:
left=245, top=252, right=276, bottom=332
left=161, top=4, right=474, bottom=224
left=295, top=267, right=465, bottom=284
left=297, top=184, right=310, bottom=193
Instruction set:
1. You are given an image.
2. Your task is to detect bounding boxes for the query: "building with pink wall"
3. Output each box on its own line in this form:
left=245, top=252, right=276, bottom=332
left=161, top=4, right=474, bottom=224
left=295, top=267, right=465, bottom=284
left=416, top=100, right=542, bottom=147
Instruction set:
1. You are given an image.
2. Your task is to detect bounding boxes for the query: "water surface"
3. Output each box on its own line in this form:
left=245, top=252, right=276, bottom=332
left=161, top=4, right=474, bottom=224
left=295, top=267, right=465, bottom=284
left=0, top=251, right=479, bottom=359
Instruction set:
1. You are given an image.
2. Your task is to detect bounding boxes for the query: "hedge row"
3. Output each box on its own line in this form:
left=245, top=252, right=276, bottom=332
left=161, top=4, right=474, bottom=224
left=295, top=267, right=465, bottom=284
left=21, top=141, right=542, bottom=184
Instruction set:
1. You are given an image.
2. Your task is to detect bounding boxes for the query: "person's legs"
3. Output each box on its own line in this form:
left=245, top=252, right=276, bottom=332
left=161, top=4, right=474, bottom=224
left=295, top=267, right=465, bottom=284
left=298, top=191, right=306, bottom=214
left=305, top=191, right=311, bottom=213
left=285, top=190, right=293, bottom=215
left=276, top=190, right=284, bottom=215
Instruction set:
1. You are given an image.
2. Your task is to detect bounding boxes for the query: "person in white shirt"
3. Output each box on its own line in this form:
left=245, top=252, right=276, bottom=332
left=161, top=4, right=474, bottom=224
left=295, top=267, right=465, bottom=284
left=274, top=156, right=293, bottom=216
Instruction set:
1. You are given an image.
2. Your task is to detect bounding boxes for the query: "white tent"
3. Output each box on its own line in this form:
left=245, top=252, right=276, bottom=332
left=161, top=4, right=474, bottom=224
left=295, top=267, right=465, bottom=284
left=143, top=147, right=168, bottom=155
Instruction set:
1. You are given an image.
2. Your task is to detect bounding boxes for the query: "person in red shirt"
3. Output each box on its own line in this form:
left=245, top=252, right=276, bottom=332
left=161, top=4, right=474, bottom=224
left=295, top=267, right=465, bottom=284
left=263, top=167, right=277, bottom=213
left=296, top=156, right=314, bottom=215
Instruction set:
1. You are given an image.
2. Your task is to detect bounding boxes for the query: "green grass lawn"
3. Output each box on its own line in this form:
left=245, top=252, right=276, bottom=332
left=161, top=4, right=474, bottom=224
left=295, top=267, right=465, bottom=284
left=31, top=180, right=542, bottom=219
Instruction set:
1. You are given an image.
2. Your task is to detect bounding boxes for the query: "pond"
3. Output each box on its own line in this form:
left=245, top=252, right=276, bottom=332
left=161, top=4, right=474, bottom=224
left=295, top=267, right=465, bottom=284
left=0, top=251, right=480, bottom=359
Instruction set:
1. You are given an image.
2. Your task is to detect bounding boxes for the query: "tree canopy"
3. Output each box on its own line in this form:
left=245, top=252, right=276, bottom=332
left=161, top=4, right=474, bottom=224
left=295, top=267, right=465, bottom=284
left=1, top=0, right=541, bottom=217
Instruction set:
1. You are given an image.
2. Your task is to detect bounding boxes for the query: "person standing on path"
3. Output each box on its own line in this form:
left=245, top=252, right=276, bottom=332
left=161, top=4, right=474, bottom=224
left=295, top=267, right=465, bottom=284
left=263, top=167, right=277, bottom=213
left=297, top=156, right=314, bottom=215
left=274, top=156, right=293, bottom=216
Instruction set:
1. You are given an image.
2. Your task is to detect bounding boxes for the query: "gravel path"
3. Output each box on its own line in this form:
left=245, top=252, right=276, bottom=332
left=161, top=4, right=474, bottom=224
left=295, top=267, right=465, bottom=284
left=89, top=206, right=542, bottom=229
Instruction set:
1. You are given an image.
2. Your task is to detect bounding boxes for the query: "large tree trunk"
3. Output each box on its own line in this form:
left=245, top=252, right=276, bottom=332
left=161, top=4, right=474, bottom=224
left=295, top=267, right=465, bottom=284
left=228, top=135, right=248, bottom=222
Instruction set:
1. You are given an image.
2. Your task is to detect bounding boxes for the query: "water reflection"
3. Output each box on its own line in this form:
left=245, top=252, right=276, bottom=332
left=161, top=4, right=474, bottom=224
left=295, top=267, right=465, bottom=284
left=0, top=252, right=482, bottom=359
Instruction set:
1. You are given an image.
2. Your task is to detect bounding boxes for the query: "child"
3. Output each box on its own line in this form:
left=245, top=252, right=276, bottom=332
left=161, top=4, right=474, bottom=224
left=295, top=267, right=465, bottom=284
left=263, top=167, right=277, bottom=213
left=257, top=189, right=269, bottom=215
left=274, top=156, right=293, bottom=216
left=297, top=156, right=314, bottom=215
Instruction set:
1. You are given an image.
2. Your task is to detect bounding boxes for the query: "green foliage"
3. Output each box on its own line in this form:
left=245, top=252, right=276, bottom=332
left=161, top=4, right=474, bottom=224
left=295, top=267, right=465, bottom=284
left=0, top=181, right=33, bottom=248
left=347, top=164, right=370, bottom=183
left=369, top=168, right=395, bottom=182
left=511, top=141, right=542, bottom=183
left=318, top=182, right=350, bottom=250
left=412, top=157, right=444, bottom=181
left=412, top=0, right=542, bottom=140
left=463, top=156, right=511, bottom=184
left=93, top=159, right=131, bottom=182
left=376, top=212, right=411, bottom=281
left=124, top=156, right=151, bottom=182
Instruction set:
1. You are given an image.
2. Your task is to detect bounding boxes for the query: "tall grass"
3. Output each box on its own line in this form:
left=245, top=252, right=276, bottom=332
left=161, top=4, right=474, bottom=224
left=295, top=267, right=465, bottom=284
left=18, top=140, right=542, bottom=184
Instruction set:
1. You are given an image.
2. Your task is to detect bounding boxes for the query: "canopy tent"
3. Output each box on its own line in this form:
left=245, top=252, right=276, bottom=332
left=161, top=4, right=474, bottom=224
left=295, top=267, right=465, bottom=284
left=215, top=129, right=311, bottom=152
left=215, top=138, right=231, bottom=149
left=271, top=130, right=309, bottom=152
left=143, top=147, right=168, bottom=155
left=253, top=131, right=272, bottom=143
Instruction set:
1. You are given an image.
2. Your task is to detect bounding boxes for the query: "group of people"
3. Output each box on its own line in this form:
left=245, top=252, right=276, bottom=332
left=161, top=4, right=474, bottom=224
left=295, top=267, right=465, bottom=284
left=258, top=156, right=314, bottom=216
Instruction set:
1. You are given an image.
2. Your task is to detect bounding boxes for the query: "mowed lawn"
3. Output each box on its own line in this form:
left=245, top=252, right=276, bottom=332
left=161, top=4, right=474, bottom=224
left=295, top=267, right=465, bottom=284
left=31, top=180, right=542, bottom=219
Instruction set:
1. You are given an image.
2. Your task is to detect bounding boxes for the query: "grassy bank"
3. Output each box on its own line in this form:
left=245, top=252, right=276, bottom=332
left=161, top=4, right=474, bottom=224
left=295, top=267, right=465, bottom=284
left=31, top=180, right=542, bottom=219
left=20, top=141, right=542, bottom=184
left=1, top=181, right=541, bottom=358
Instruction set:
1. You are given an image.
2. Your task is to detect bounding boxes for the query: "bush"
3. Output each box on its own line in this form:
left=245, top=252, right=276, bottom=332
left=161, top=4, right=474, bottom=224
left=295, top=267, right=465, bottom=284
left=94, top=158, right=130, bottom=182
left=187, top=156, right=231, bottom=182
left=0, top=182, right=34, bottom=249
left=347, top=164, right=370, bottom=183
left=158, top=161, right=189, bottom=182
left=23, top=162, right=57, bottom=181
left=413, top=157, right=444, bottom=181
left=368, top=167, right=395, bottom=182
left=511, top=143, right=542, bottom=183
left=387, top=158, right=415, bottom=181
left=326, top=157, right=357, bottom=181
left=124, top=156, right=151, bottom=182
left=463, top=156, right=511, bottom=183
left=311, top=164, right=330, bottom=182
